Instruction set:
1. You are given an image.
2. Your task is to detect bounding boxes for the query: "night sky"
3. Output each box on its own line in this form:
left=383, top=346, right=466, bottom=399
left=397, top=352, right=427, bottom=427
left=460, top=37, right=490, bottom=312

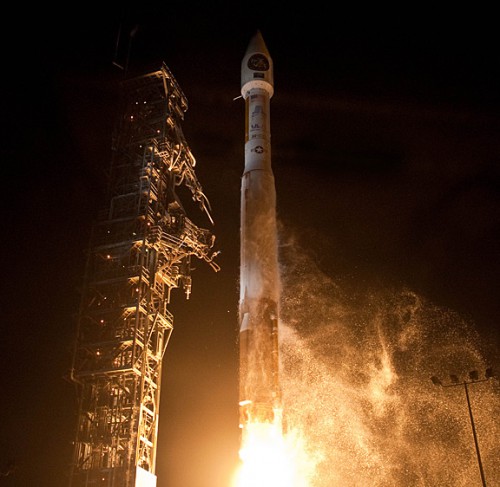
left=1, top=4, right=499, bottom=486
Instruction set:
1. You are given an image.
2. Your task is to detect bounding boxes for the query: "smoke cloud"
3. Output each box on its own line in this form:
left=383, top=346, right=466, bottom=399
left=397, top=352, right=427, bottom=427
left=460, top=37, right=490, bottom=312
left=277, top=232, right=500, bottom=487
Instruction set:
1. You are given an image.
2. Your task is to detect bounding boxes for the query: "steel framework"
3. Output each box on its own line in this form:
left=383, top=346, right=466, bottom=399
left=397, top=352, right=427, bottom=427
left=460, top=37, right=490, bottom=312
left=69, top=63, right=219, bottom=487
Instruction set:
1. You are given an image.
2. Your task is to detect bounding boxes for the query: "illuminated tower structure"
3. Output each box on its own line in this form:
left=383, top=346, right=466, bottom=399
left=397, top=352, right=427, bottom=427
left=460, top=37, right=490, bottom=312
left=69, top=63, right=219, bottom=487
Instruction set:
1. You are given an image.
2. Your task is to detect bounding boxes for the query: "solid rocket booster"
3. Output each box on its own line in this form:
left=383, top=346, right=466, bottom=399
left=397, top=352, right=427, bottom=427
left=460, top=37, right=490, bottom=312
left=239, top=31, right=281, bottom=430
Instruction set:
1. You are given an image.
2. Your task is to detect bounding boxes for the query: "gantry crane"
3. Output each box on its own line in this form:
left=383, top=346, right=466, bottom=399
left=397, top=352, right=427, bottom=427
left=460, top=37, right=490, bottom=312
left=69, top=63, right=219, bottom=487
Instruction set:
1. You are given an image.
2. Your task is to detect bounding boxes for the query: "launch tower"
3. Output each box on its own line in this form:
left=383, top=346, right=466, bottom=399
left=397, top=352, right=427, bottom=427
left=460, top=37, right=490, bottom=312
left=69, top=63, right=219, bottom=487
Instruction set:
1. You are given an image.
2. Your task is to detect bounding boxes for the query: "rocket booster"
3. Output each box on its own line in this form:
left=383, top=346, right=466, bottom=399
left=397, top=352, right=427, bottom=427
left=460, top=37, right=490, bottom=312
left=239, top=31, right=281, bottom=430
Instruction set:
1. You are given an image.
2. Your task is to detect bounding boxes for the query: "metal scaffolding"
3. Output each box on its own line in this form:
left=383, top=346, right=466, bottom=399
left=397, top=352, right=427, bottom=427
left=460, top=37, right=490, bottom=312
left=69, top=63, right=219, bottom=487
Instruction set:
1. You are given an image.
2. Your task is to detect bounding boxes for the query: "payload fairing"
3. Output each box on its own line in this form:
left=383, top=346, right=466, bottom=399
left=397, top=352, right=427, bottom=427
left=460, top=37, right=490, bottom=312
left=239, top=31, right=282, bottom=432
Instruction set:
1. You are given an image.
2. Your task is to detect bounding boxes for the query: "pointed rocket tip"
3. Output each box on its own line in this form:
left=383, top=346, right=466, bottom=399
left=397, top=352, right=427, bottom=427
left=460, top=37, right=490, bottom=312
left=245, top=29, right=270, bottom=57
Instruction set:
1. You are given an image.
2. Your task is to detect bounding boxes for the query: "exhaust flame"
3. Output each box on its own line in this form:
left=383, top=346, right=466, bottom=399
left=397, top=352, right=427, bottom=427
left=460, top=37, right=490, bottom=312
left=233, top=420, right=316, bottom=487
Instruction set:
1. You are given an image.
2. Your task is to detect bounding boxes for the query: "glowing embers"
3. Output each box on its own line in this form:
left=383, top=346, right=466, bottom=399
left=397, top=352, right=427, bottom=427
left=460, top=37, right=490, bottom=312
left=233, top=420, right=313, bottom=487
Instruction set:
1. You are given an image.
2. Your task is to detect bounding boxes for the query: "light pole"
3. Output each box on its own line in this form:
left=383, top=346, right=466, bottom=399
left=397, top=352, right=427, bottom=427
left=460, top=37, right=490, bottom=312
left=431, top=368, right=495, bottom=487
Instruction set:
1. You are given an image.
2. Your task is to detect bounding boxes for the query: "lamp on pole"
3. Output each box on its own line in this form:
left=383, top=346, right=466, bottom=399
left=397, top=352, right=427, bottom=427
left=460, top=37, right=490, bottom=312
left=431, top=367, right=495, bottom=487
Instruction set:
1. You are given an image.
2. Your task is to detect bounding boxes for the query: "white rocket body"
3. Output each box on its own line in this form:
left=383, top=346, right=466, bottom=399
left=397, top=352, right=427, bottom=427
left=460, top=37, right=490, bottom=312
left=239, top=32, right=281, bottom=429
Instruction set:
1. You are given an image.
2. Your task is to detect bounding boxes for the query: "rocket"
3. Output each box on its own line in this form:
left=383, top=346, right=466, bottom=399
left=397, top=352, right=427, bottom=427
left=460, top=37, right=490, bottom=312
left=239, top=31, right=282, bottom=432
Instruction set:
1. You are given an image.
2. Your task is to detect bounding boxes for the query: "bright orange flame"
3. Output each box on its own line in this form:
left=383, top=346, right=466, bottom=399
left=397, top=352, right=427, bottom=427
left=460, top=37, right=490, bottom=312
left=232, top=421, right=314, bottom=487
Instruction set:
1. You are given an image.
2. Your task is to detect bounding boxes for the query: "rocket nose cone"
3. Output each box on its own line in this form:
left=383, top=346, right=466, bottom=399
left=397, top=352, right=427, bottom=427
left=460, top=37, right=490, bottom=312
left=241, top=30, right=274, bottom=97
left=244, top=30, right=271, bottom=58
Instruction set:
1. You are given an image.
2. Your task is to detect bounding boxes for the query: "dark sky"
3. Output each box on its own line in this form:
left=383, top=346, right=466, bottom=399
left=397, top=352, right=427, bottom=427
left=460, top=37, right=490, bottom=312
left=1, top=4, right=499, bottom=486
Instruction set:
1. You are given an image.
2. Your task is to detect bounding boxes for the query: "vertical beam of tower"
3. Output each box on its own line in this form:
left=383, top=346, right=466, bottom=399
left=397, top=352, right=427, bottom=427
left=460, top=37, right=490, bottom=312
left=69, top=63, right=219, bottom=487
left=238, top=32, right=282, bottom=436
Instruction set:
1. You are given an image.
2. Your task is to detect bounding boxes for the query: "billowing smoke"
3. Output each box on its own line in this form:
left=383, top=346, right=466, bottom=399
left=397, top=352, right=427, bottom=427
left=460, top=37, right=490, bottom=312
left=278, top=233, right=499, bottom=487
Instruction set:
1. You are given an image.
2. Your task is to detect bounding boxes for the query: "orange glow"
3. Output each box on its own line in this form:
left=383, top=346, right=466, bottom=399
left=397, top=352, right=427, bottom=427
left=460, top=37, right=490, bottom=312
left=232, top=419, right=315, bottom=487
